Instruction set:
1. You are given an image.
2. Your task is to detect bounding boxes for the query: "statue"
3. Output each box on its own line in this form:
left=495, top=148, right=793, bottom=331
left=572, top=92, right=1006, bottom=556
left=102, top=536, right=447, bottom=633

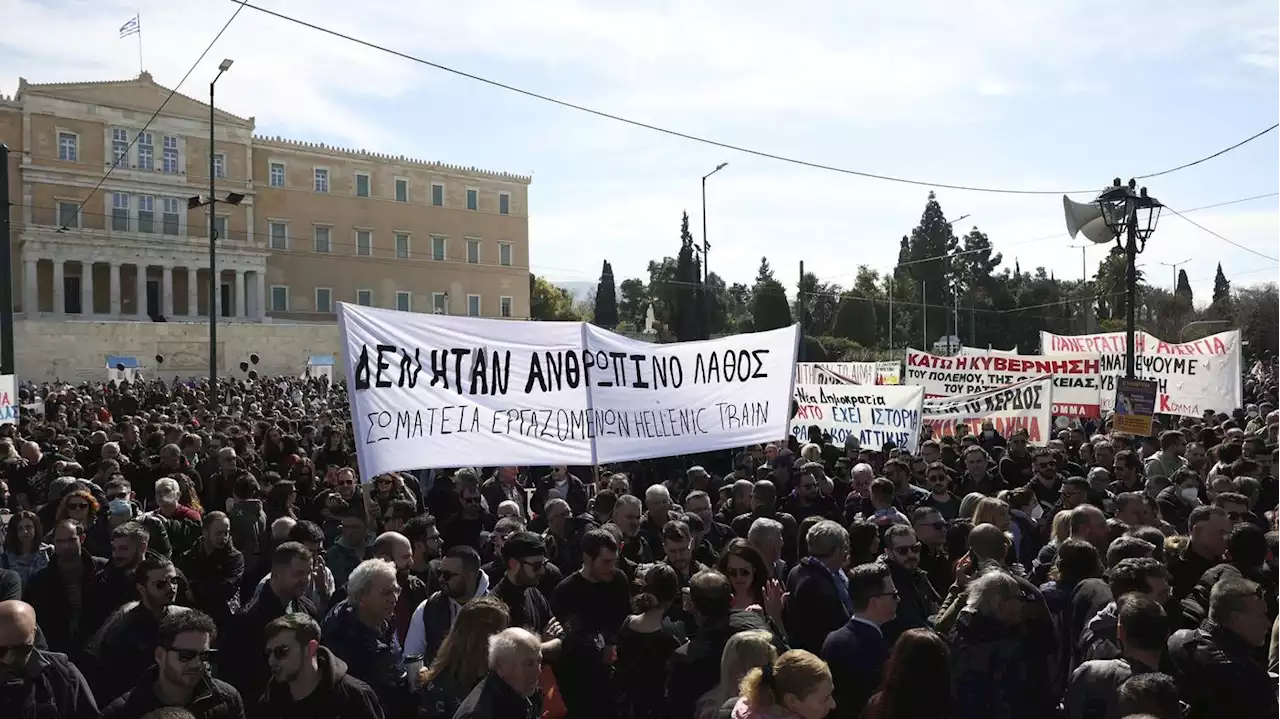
left=643, top=304, right=658, bottom=334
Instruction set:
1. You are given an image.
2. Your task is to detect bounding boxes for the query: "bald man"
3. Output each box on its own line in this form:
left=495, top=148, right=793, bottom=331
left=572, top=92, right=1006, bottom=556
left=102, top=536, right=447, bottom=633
left=0, top=600, right=98, bottom=718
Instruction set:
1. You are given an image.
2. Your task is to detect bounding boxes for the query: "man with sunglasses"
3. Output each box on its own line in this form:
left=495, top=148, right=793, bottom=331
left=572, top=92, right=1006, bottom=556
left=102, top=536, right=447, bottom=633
left=0, top=599, right=98, bottom=719
left=257, top=612, right=381, bottom=719
left=404, top=545, right=488, bottom=664
left=910, top=507, right=952, bottom=596
left=877, top=524, right=939, bottom=646
left=100, top=610, right=244, bottom=719
left=490, top=532, right=562, bottom=656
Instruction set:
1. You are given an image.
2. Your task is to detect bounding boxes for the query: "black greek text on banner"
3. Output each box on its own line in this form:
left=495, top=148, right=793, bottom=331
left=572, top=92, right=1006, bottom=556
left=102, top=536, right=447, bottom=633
left=790, top=384, right=924, bottom=453
left=337, top=303, right=801, bottom=480
left=904, top=348, right=1103, bottom=418
left=1038, top=329, right=1242, bottom=417
left=922, top=375, right=1054, bottom=444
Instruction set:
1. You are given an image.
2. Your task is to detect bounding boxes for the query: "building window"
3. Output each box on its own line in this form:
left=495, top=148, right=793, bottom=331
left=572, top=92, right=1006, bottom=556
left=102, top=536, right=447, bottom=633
left=111, top=193, right=130, bottom=231
left=395, top=179, right=408, bottom=203
left=431, top=236, right=446, bottom=261
left=137, top=132, right=154, bottom=170
left=314, top=226, right=331, bottom=253
left=356, top=289, right=373, bottom=306
left=58, top=132, right=78, bottom=162
left=315, top=288, right=332, bottom=313
left=395, top=232, right=410, bottom=259
left=500, top=296, right=513, bottom=318
left=137, top=195, right=155, bottom=233
left=499, top=242, right=512, bottom=267
left=314, top=168, right=329, bottom=193
left=431, top=183, right=444, bottom=207
left=212, top=215, right=228, bottom=240
left=162, top=135, right=179, bottom=173
left=356, top=230, right=372, bottom=257
left=212, top=153, right=225, bottom=179
left=269, top=222, right=288, bottom=250
left=396, top=291, right=412, bottom=312
left=467, top=294, right=481, bottom=317
left=111, top=128, right=129, bottom=165
left=466, top=188, right=478, bottom=210
left=57, top=201, right=80, bottom=228
left=466, top=238, right=480, bottom=264
left=162, top=198, right=180, bottom=235
left=499, top=192, right=510, bottom=215
left=355, top=173, right=370, bottom=198
left=270, top=286, right=289, bottom=312
left=269, top=162, right=285, bottom=187
left=432, top=292, right=448, bottom=314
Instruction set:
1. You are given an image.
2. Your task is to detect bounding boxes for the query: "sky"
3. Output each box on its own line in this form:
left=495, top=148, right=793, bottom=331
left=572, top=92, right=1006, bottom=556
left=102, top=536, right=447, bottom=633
left=3, top=0, right=1278, bottom=309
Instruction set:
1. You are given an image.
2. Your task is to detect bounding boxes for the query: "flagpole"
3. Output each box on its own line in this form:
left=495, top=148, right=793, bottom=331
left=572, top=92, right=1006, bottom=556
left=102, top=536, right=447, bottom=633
left=136, top=11, right=144, bottom=73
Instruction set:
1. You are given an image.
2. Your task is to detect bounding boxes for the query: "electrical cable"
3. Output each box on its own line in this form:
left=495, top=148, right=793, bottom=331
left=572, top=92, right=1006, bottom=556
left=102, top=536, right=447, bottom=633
left=1163, top=206, right=1279, bottom=262
left=60, top=3, right=247, bottom=230
left=230, top=0, right=1278, bottom=197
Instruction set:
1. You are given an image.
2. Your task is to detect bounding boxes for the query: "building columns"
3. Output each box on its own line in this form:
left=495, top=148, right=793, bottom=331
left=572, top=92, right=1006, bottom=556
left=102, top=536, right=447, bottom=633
left=162, top=266, right=174, bottom=318
left=52, top=261, right=64, bottom=316
left=188, top=269, right=199, bottom=318
left=136, top=264, right=148, bottom=318
left=23, top=259, right=36, bottom=315
left=256, top=271, right=267, bottom=320
left=234, top=270, right=245, bottom=319
left=109, top=263, right=122, bottom=316
left=80, top=262, right=94, bottom=316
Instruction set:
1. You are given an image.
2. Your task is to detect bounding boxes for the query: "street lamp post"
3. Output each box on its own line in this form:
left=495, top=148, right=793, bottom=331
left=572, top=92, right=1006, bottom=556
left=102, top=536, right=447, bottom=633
left=1094, top=179, right=1163, bottom=378
left=701, top=162, right=727, bottom=338
left=209, top=59, right=232, bottom=399
left=1159, top=257, right=1191, bottom=333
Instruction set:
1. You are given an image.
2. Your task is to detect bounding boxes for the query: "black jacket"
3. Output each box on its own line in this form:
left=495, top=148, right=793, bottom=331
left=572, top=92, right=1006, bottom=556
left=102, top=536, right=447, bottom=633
left=530, top=473, right=589, bottom=517
left=100, top=665, right=244, bottom=719
left=178, top=542, right=245, bottom=629
left=821, top=617, right=888, bottom=719
left=948, top=609, right=1037, bottom=719
left=1064, top=656, right=1159, bottom=719
left=85, top=603, right=191, bottom=706
left=664, top=610, right=780, bottom=719
left=0, top=649, right=98, bottom=719
left=221, top=580, right=319, bottom=712
left=320, top=599, right=411, bottom=718
left=453, top=671, right=542, bottom=719
left=1167, top=619, right=1276, bottom=719
left=254, top=646, right=383, bottom=719
left=783, top=558, right=851, bottom=655
left=21, top=552, right=105, bottom=655
left=879, top=559, right=939, bottom=646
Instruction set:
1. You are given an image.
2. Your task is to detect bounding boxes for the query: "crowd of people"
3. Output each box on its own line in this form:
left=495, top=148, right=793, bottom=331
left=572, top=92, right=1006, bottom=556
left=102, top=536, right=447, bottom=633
left=0, top=363, right=1276, bottom=719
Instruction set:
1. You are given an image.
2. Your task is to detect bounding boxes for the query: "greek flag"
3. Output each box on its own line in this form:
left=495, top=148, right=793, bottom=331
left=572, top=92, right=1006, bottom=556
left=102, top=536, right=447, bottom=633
left=119, top=16, right=140, bottom=38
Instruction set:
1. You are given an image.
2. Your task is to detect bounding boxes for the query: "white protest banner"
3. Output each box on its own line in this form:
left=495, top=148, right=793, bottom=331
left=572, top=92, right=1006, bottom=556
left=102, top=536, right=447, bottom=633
left=959, top=345, right=1019, bottom=356
left=337, top=304, right=799, bottom=478
left=796, top=362, right=901, bottom=385
left=0, top=376, right=15, bottom=424
left=904, top=348, right=1103, bottom=417
left=791, top=384, right=923, bottom=453
left=922, top=375, right=1054, bottom=443
left=1039, top=329, right=1242, bottom=417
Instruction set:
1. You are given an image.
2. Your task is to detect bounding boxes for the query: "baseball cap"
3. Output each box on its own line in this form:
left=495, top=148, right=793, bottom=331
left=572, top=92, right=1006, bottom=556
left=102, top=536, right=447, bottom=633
left=501, top=531, right=546, bottom=562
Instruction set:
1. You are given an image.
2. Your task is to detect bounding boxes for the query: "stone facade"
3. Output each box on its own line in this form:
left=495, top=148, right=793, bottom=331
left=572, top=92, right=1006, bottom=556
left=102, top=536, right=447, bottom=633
left=16, top=318, right=342, bottom=383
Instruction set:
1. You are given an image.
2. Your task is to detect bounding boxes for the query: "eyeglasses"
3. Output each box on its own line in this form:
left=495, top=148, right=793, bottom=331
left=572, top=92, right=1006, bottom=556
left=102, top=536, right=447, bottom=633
left=263, top=645, right=292, bottom=660
left=167, top=647, right=217, bottom=663
left=106, top=492, right=128, bottom=501
left=520, top=559, right=548, bottom=571
left=892, top=543, right=922, bottom=556
left=1035, top=463, right=1055, bottom=470
left=66, top=502, right=90, bottom=511
left=725, top=567, right=753, bottom=579
left=915, top=521, right=947, bottom=531
left=0, top=643, right=34, bottom=659
left=872, top=590, right=901, bottom=601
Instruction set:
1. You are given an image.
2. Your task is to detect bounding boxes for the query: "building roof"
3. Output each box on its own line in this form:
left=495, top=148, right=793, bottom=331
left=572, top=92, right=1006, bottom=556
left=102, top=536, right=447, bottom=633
left=16, top=71, right=255, bottom=127
left=253, top=135, right=532, bottom=184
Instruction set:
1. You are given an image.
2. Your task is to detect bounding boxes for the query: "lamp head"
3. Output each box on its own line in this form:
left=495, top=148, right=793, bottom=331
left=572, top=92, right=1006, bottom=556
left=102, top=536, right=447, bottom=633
left=218, top=59, right=234, bottom=72
left=716, top=162, right=728, bottom=171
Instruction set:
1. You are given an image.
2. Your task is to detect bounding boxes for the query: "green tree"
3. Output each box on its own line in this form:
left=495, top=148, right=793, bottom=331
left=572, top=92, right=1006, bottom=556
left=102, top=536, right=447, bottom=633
left=1175, top=269, right=1193, bottom=303
left=529, top=274, right=580, bottom=321
left=727, top=282, right=754, bottom=333
left=795, top=272, right=841, bottom=336
left=1209, top=263, right=1233, bottom=317
left=831, top=291, right=877, bottom=346
left=672, top=212, right=704, bottom=341
left=618, top=278, right=647, bottom=329
left=751, top=256, right=792, bottom=332
left=593, top=260, right=619, bottom=328
left=901, top=192, right=960, bottom=345
left=705, top=271, right=730, bottom=335
left=646, top=256, right=678, bottom=327
left=1235, top=284, right=1278, bottom=358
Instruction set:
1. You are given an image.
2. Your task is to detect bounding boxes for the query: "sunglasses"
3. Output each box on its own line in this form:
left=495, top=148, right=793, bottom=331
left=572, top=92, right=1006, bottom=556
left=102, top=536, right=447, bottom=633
left=725, top=567, right=753, bottom=579
left=462, top=496, right=481, bottom=505
left=106, top=492, right=129, bottom=501
left=892, top=543, right=922, bottom=556
left=67, top=502, right=90, bottom=511
left=916, top=521, right=947, bottom=531
left=0, top=643, right=34, bottom=659
left=167, top=647, right=218, bottom=663
left=1035, top=463, right=1055, bottom=470
left=263, top=645, right=292, bottom=660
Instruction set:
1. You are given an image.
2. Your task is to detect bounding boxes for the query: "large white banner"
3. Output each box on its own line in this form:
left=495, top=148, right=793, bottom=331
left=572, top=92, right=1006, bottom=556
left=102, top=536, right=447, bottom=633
left=1039, top=330, right=1242, bottom=417
left=338, top=304, right=800, bottom=477
left=922, top=375, right=1054, bottom=444
left=796, top=362, right=900, bottom=385
left=0, top=376, right=15, bottom=424
left=791, top=384, right=923, bottom=453
left=959, top=345, right=1019, bottom=356
left=904, top=349, right=1103, bottom=417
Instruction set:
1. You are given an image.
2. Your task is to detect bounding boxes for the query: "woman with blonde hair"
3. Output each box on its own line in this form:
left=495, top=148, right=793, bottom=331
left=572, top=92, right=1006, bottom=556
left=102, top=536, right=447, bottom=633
left=696, top=629, right=777, bottom=719
left=730, top=649, right=836, bottom=719
left=957, top=492, right=986, bottom=521
left=969, top=497, right=1010, bottom=532
left=418, top=595, right=510, bottom=719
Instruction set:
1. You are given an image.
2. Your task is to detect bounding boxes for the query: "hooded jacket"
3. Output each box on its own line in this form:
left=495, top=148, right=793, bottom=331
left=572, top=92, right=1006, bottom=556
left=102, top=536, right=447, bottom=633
left=99, top=665, right=243, bottom=719
left=254, top=646, right=382, bottom=719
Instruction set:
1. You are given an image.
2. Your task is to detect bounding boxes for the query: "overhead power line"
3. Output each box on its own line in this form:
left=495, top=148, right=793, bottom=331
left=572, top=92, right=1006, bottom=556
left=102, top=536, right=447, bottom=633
left=1163, top=206, right=1279, bottom=263
left=231, top=0, right=1277, bottom=197
left=62, top=3, right=247, bottom=230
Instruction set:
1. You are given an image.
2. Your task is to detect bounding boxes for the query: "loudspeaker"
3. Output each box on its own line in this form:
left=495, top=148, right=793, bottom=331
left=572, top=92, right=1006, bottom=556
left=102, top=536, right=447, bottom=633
left=1063, top=195, right=1120, bottom=244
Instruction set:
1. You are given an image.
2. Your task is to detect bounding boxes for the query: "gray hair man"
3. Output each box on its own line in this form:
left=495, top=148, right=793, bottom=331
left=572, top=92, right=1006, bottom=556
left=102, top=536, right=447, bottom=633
left=453, top=627, right=544, bottom=718
left=783, top=520, right=852, bottom=654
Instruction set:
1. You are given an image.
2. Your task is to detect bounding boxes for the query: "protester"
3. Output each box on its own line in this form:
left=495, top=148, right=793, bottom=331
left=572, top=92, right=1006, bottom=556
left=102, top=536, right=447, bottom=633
left=0, top=599, right=98, bottom=719
left=256, top=612, right=382, bottom=719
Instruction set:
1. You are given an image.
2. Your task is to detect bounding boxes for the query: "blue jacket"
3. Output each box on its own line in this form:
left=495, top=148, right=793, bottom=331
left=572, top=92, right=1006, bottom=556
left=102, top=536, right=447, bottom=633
left=821, top=617, right=887, bottom=719
left=321, top=599, right=411, bottom=717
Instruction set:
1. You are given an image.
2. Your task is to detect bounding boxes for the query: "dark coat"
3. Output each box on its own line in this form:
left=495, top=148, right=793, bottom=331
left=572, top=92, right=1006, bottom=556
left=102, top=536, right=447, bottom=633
left=879, top=559, right=939, bottom=646
left=453, top=671, right=542, bottom=719
left=821, top=617, right=888, bottom=719
left=1064, top=656, right=1159, bottom=719
left=85, top=603, right=191, bottom=706
left=664, top=610, right=780, bottom=719
left=0, top=649, right=98, bottom=719
left=100, top=665, right=244, bottom=719
left=1167, top=619, right=1277, bottom=719
left=178, top=542, right=245, bottom=629
left=254, top=646, right=383, bottom=719
left=530, top=473, right=589, bottom=517
left=220, top=580, right=319, bottom=712
left=20, top=551, right=105, bottom=655
left=320, top=599, right=412, bottom=718
left=948, top=609, right=1036, bottom=719
left=783, top=558, right=851, bottom=655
